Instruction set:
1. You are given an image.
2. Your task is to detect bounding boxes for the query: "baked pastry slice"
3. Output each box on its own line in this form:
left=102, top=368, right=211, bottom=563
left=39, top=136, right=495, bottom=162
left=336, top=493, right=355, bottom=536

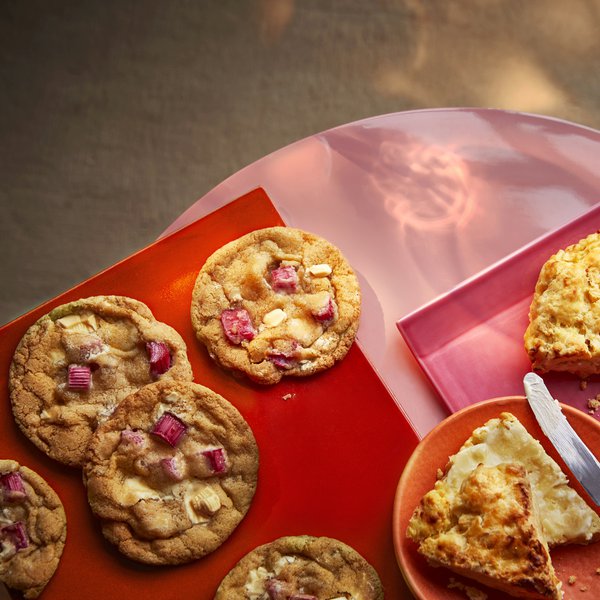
left=408, top=412, right=600, bottom=548
left=411, top=463, right=562, bottom=600
left=525, top=231, right=600, bottom=376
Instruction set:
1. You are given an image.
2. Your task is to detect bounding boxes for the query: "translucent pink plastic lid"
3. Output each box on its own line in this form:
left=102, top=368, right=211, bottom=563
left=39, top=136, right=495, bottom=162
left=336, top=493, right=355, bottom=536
left=163, top=109, right=600, bottom=437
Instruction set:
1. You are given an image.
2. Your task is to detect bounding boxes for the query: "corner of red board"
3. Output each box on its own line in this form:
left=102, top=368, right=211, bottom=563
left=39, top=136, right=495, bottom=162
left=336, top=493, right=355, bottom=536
left=0, top=186, right=419, bottom=599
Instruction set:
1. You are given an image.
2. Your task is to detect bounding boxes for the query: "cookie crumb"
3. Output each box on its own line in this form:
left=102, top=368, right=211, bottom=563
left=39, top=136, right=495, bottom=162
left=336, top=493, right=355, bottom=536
left=281, top=393, right=295, bottom=401
left=580, top=585, right=588, bottom=592
left=580, top=379, right=588, bottom=390
left=596, top=567, right=600, bottom=575
left=448, top=578, right=488, bottom=600
left=587, top=395, right=600, bottom=415
left=568, top=575, right=577, bottom=585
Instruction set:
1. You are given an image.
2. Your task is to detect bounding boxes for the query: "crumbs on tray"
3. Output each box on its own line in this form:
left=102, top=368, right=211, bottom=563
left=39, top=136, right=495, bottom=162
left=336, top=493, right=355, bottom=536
left=587, top=395, right=600, bottom=415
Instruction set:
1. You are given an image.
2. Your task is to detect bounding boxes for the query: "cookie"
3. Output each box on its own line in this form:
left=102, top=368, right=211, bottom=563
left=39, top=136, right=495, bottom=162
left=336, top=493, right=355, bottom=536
left=214, top=535, right=384, bottom=599
left=525, top=231, right=600, bottom=377
left=10, top=295, right=193, bottom=467
left=83, top=380, right=259, bottom=565
left=191, top=227, right=361, bottom=384
left=0, top=459, right=67, bottom=599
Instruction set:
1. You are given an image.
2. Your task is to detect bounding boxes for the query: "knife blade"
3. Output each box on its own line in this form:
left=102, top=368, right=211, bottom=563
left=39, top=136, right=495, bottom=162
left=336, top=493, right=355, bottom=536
left=523, top=372, right=600, bottom=506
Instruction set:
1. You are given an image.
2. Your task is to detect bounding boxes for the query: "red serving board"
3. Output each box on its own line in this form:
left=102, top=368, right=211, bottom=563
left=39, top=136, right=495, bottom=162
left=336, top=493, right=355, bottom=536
left=0, top=188, right=419, bottom=599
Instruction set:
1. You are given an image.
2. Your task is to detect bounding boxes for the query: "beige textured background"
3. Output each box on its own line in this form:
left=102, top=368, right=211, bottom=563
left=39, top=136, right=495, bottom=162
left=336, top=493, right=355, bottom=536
left=2, top=0, right=600, bottom=325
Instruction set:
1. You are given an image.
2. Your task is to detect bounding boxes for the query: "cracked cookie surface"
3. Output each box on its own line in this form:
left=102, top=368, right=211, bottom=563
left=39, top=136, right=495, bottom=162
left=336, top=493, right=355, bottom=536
left=191, top=227, right=361, bottom=384
left=214, top=535, right=384, bottom=600
left=10, top=295, right=193, bottom=467
left=83, top=380, right=259, bottom=565
left=0, top=459, right=66, bottom=599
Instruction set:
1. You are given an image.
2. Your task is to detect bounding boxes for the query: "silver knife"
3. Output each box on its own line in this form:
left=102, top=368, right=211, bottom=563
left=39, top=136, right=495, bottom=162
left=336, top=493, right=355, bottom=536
left=523, top=372, right=600, bottom=506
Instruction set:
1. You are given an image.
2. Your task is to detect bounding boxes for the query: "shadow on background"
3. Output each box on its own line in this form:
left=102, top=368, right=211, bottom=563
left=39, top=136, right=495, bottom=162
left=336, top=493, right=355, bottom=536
left=1, top=0, right=599, bottom=323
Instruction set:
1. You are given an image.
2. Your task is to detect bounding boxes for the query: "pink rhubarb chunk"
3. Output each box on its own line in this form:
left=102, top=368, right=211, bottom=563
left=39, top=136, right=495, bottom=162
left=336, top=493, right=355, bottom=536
left=63, top=333, right=105, bottom=362
left=151, top=412, right=187, bottom=447
left=220, top=308, right=256, bottom=345
left=312, top=295, right=336, bottom=324
left=68, top=364, right=91, bottom=390
left=160, top=457, right=184, bottom=481
left=267, top=340, right=299, bottom=370
left=265, top=578, right=293, bottom=600
left=120, top=429, right=146, bottom=449
left=1, top=522, right=28, bottom=550
left=270, top=265, right=298, bottom=293
left=202, top=448, right=228, bottom=474
left=0, top=472, right=26, bottom=502
left=146, top=341, right=172, bottom=377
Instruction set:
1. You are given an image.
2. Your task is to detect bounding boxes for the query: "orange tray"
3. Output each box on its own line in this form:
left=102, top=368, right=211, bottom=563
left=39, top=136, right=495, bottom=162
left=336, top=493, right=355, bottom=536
left=0, top=188, right=419, bottom=599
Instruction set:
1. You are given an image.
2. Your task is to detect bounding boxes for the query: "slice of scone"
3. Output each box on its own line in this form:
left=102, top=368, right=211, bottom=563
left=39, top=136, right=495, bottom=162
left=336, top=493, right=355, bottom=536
left=413, top=463, right=562, bottom=600
left=408, top=412, right=600, bottom=548
left=525, top=231, right=600, bottom=377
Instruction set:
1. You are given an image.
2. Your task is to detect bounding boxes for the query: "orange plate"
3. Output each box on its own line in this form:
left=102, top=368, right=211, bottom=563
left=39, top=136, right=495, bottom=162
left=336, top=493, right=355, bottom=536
left=393, top=397, right=600, bottom=600
left=0, top=188, right=419, bottom=599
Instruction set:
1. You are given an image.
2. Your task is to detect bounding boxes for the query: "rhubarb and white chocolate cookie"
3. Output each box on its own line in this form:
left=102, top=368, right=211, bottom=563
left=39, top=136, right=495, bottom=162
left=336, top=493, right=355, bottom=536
left=83, top=380, right=259, bottom=565
left=191, top=227, right=361, bottom=384
left=214, top=535, right=384, bottom=600
left=0, top=460, right=67, bottom=599
left=10, top=295, right=193, bottom=467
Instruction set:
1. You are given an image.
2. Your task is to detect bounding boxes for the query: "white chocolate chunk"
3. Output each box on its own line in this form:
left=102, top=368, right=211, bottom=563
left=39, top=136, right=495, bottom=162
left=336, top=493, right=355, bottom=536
left=82, top=313, right=98, bottom=330
left=163, top=391, right=181, bottom=404
left=71, top=322, right=92, bottom=333
left=96, top=402, right=117, bottom=423
left=192, top=487, right=221, bottom=515
left=56, top=312, right=98, bottom=332
left=183, top=487, right=209, bottom=524
left=55, top=314, right=82, bottom=328
left=274, top=555, right=296, bottom=573
left=263, top=308, right=287, bottom=327
left=313, top=335, right=335, bottom=351
left=49, top=349, right=66, bottom=366
left=120, top=477, right=161, bottom=506
left=287, top=317, right=321, bottom=345
left=244, top=566, right=273, bottom=599
left=308, top=263, right=332, bottom=277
